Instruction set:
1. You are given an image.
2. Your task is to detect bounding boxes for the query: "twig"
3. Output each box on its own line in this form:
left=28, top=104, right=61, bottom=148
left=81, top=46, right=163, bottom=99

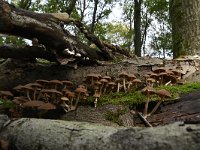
left=137, top=112, right=152, bottom=127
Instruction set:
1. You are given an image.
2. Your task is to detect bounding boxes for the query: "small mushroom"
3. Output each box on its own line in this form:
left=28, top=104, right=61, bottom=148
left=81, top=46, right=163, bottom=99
left=119, top=71, right=129, bottom=92
left=141, top=86, right=156, bottom=117
left=149, top=89, right=171, bottom=116
left=0, top=91, right=13, bottom=100
left=93, top=92, right=101, bottom=108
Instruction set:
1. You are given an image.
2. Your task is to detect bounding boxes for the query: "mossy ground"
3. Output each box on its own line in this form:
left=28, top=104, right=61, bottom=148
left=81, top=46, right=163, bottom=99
left=87, top=82, right=200, bottom=107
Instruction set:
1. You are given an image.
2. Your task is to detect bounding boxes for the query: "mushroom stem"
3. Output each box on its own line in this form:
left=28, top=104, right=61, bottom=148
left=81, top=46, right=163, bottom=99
left=149, top=98, right=163, bottom=116
left=123, top=78, right=126, bottom=92
left=117, top=83, right=120, bottom=93
left=26, top=91, right=32, bottom=101
left=94, top=97, right=98, bottom=108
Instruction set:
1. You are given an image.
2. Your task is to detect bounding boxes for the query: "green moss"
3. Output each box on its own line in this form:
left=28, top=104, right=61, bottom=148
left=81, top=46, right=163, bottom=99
left=87, top=82, right=200, bottom=108
left=105, top=108, right=128, bottom=125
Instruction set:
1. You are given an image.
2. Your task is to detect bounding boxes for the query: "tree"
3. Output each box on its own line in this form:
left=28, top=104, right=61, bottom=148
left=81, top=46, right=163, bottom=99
left=170, top=0, right=200, bottom=58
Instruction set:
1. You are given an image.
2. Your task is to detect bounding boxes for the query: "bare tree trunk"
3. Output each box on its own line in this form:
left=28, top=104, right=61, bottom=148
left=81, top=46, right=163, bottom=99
left=170, top=0, right=200, bottom=58
left=134, top=0, right=142, bottom=57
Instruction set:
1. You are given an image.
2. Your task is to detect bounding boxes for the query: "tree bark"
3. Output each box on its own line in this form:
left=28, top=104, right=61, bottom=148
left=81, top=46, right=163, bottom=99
left=170, top=0, right=200, bottom=58
left=0, top=115, right=200, bottom=150
left=134, top=0, right=142, bottom=57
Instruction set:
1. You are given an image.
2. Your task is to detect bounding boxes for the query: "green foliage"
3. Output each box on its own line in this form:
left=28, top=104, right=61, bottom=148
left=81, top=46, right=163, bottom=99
left=0, top=98, right=15, bottom=109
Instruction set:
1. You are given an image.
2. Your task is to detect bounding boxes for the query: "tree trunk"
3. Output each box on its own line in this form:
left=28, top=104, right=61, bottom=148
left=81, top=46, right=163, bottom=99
left=134, top=0, right=142, bottom=57
left=0, top=115, right=200, bottom=150
left=170, top=0, right=200, bottom=58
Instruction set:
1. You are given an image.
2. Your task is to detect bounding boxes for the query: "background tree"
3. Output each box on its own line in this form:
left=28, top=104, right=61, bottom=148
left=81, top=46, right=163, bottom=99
left=170, top=0, right=200, bottom=58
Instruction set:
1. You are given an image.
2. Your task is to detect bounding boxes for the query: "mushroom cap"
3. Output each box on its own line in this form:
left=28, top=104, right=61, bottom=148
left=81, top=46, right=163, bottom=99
left=141, top=86, right=155, bottom=95
left=0, top=91, right=13, bottom=97
left=38, top=103, right=56, bottom=110
left=119, top=71, right=129, bottom=78
left=102, top=76, right=112, bottom=81
left=93, top=93, right=101, bottom=98
left=62, top=80, right=73, bottom=86
left=153, top=68, right=166, bottom=74
left=132, top=78, right=142, bottom=83
left=68, top=92, right=76, bottom=98
left=13, top=85, right=24, bottom=91
left=23, top=100, right=45, bottom=108
left=127, top=74, right=136, bottom=81
left=61, top=97, right=69, bottom=101
left=36, top=79, right=49, bottom=84
left=26, top=83, right=42, bottom=88
left=49, top=80, right=63, bottom=85
left=146, top=78, right=156, bottom=83
left=86, top=73, right=100, bottom=79
left=100, top=78, right=108, bottom=83
left=156, top=89, right=171, bottom=98
left=115, top=78, right=123, bottom=83
left=74, top=87, right=87, bottom=94
left=41, top=89, right=63, bottom=96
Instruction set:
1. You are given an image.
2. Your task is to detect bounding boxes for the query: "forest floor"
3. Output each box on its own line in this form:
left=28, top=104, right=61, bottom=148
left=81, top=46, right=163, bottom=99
left=60, top=90, right=200, bottom=127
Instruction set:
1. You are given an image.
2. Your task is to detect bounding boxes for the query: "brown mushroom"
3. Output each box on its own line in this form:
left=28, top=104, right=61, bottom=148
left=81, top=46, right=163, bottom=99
left=141, top=86, right=156, bottom=117
left=48, top=80, right=63, bottom=90
left=119, top=71, right=129, bottom=92
left=62, top=80, right=73, bottom=90
left=0, top=91, right=13, bottom=100
left=149, top=89, right=171, bottom=116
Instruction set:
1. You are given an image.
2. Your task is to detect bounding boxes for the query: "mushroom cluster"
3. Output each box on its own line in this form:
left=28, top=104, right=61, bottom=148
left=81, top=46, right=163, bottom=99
left=7, top=79, right=89, bottom=118
left=143, top=67, right=183, bottom=87
left=84, top=72, right=142, bottom=107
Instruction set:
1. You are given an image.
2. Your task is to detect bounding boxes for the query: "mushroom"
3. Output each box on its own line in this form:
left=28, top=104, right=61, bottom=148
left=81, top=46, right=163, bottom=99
left=126, top=74, right=136, bottom=91
left=99, top=78, right=108, bottom=94
left=15, top=85, right=34, bottom=101
left=85, top=73, right=99, bottom=86
left=73, top=87, right=87, bottom=111
left=38, top=102, right=56, bottom=110
left=118, top=71, right=129, bottom=92
left=40, top=89, right=63, bottom=103
left=141, top=86, right=156, bottom=117
left=149, top=89, right=171, bottom=116
left=115, top=78, right=123, bottom=93
left=22, top=100, right=45, bottom=108
left=36, top=79, right=49, bottom=89
left=60, top=97, right=70, bottom=112
left=0, top=91, right=13, bottom=100
left=26, top=83, right=42, bottom=100
left=62, top=80, right=73, bottom=90
left=93, top=92, right=101, bottom=108
left=131, top=78, right=142, bottom=90
left=48, top=80, right=63, bottom=90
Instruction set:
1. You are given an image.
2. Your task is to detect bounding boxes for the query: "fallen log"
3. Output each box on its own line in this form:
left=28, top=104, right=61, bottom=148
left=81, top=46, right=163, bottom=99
left=0, top=1, right=112, bottom=61
left=0, top=115, right=200, bottom=150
